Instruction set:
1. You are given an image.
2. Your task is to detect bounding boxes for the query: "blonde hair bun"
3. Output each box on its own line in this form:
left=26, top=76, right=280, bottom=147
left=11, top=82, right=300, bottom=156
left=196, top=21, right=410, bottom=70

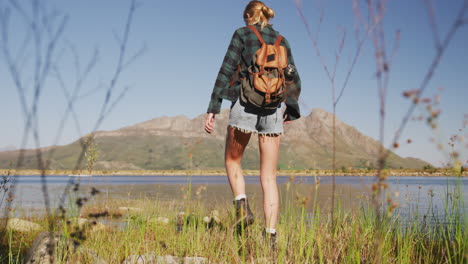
left=262, top=5, right=275, bottom=20
left=244, top=1, right=275, bottom=29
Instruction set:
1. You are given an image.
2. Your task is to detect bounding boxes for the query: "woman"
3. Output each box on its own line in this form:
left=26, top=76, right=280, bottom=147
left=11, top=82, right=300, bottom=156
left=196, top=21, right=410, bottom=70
left=204, top=1, right=301, bottom=245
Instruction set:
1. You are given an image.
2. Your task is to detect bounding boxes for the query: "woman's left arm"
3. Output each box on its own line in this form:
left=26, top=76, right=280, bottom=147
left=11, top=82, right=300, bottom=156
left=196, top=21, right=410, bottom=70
left=282, top=37, right=302, bottom=121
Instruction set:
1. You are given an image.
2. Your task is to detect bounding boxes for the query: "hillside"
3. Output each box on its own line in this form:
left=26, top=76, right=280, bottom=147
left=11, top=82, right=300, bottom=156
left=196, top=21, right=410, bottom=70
left=0, top=109, right=429, bottom=170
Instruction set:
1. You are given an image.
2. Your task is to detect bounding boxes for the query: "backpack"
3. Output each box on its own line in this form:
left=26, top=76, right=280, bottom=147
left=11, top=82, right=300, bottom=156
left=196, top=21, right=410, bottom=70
left=238, top=26, right=288, bottom=110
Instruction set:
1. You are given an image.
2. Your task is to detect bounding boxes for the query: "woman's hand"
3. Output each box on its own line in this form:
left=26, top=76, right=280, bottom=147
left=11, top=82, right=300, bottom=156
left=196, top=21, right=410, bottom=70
left=205, top=113, right=216, bottom=134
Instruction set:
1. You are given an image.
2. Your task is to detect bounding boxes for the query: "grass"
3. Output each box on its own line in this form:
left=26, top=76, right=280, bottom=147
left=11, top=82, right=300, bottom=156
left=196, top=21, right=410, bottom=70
left=0, top=179, right=466, bottom=263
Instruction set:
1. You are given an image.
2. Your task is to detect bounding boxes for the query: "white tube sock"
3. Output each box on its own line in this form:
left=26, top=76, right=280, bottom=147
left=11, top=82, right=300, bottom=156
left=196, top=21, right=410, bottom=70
left=265, top=228, right=276, bottom=234
left=234, top=194, right=247, bottom=201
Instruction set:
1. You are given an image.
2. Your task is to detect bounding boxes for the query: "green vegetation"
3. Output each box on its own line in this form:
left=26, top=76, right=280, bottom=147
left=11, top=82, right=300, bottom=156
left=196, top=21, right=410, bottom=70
left=84, top=134, right=99, bottom=175
left=423, top=164, right=437, bottom=173
left=0, top=131, right=430, bottom=171
left=1, top=181, right=466, bottom=263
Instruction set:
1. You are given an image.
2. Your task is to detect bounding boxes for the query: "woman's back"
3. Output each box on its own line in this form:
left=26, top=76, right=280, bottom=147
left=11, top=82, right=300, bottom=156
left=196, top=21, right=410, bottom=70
left=225, top=24, right=293, bottom=75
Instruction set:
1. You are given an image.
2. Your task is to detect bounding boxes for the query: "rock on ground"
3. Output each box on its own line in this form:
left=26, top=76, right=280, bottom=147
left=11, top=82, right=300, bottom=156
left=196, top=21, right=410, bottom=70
left=24, top=232, right=108, bottom=264
left=122, top=254, right=208, bottom=264
left=122, top=254, right=179, bottom=264
left=183, top=257, right=208, bottom=264
left=149, top=216, right=169, bottom=225
left=6, top=218, right=41, bottom=232
left=23, top=232, right=75, bottom=264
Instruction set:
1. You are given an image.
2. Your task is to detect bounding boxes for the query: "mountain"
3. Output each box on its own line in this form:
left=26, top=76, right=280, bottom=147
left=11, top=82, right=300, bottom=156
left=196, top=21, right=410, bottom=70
left=0, top=109, right=428, bottom=170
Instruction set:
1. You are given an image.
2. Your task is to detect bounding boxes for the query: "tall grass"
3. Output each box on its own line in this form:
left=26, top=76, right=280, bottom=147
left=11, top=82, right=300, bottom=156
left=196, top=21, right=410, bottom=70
left=1, top=180, right=465, bottom=263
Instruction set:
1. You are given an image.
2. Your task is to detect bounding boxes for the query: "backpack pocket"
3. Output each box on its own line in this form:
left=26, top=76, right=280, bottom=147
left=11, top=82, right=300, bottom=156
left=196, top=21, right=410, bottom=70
left=240, top=67, right=285, bottom=110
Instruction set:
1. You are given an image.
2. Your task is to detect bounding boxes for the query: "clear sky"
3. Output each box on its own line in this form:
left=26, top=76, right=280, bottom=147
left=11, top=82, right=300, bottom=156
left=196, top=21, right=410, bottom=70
left=1, top=0, right=467, bottom=167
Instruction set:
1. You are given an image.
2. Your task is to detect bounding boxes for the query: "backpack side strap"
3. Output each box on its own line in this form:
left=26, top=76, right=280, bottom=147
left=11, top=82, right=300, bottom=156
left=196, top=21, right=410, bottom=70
left=229, top=65, right=242, bottom=87
left=275, top=35, right=284, bottom=66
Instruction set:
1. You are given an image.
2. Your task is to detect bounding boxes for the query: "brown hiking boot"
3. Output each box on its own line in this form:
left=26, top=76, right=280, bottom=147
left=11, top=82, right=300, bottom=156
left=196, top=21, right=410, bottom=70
left=262, top=230, right=278, bottom=252
left=234, top=198, right=254, bottom=232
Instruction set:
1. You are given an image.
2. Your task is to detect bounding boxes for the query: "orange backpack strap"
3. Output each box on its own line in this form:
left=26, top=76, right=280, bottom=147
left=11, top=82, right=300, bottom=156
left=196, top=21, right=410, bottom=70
left=247, top=26, right=265, bottom=45
left=274, top=35, right=283, bottom=47
left=229, top=65, right=242, bottom=87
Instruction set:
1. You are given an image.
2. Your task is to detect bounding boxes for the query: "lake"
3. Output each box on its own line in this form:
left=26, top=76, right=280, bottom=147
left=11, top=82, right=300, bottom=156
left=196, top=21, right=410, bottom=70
left=3, top=175, right=467, bottom=221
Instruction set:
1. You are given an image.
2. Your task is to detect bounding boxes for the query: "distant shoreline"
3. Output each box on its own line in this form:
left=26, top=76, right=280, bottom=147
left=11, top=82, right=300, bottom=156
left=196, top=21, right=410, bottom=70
left=1, top=169, right=467, bottom=177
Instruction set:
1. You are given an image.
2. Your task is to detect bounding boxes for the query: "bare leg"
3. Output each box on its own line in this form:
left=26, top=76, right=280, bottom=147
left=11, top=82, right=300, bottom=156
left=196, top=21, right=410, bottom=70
left=259, top=135, right=281, bottom=230
left=225, top=126, right=251, bottom=197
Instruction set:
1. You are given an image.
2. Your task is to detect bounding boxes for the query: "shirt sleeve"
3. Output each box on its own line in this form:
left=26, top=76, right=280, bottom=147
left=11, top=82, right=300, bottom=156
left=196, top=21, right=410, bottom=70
left=207, top=31, right=243, bottom=114
left=282, top=38, right=302, bottom=121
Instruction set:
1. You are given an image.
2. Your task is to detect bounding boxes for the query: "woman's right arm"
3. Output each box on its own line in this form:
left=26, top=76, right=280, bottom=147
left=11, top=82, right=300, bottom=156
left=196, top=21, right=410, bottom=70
left=205, top=30, right=243, bottom=134
left=206, top=30, right=243, bottom=115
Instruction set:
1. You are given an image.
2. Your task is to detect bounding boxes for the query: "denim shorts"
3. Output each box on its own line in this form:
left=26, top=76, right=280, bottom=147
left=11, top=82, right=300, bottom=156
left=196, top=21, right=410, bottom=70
left=228, top=99, right=283, bottom=136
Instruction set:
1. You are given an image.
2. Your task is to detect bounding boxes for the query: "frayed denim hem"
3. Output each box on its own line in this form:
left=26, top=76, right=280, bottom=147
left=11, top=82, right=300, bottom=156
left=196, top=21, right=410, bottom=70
left=229, top=125, right=283, bottom=137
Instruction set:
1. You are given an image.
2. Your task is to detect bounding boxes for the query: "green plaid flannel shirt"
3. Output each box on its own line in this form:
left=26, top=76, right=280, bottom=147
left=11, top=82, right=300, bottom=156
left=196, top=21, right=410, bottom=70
left=207, top=24, right=302, bottom=120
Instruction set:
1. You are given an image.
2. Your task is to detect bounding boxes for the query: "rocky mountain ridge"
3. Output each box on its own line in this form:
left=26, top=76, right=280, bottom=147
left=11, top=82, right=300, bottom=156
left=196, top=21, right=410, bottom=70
left=0, top=108, right=428, bottom=170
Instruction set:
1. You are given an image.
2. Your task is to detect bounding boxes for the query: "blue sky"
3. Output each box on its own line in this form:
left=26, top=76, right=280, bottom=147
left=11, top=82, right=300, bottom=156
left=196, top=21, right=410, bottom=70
left=0, top=0, right=467, bottom=167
